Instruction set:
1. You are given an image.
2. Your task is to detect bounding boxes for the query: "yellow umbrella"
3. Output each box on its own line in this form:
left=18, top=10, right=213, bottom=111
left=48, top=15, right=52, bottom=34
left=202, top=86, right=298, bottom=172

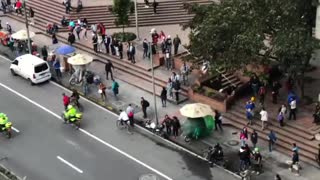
left=180, top=103, right=215, bottom=118
left=67, top=54, right=93, bottom=65
left=11, top=30, right=35, bottom=40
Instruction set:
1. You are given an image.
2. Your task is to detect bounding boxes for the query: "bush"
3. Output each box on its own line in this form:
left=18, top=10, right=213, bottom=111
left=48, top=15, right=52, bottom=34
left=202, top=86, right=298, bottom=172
left=112, top=32, right=136, bottom=42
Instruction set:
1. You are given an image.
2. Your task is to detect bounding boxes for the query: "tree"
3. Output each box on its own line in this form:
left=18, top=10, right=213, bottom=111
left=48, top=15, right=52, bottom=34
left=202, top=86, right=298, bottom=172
left=185, top=0, right=319, bottom=98
left=112, top=0, right=134, bottom=36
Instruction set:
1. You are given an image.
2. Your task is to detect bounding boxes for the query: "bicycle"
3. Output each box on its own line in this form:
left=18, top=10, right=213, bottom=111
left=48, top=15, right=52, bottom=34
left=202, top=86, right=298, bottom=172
left=116, top=120, right=132, bottom=134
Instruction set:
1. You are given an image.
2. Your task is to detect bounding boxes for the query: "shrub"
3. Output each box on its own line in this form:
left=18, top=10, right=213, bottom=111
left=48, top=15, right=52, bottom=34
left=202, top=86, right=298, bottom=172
left=112, top=32, right=137, bottom=42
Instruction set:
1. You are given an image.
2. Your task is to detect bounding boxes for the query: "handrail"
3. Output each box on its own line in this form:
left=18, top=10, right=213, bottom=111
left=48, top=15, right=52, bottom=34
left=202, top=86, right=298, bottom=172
left=215, top=68, right=237, bottom=88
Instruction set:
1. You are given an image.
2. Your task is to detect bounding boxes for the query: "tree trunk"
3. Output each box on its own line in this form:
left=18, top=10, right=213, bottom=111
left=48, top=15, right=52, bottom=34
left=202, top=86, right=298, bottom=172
left=122, top=25, right=125, bottom=41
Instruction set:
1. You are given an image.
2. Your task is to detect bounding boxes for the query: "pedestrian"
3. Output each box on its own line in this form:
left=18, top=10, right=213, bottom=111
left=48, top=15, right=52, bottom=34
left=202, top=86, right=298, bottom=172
left=104, top=34, right=111, bottom=54
left=272, top=80, right=281, bottom=104
left=118, top=41, right=123, bottom=59
left=246, top=107, right=254, bottom=126
left=6, top=22, right=12, bottom=34
left=129, top=42, right=136, bottom=63
left=111, top=79, right=119, bottom=99
left=92, top=33, right=98, bottom=53
left=214, top=110, right=223, bottom=131
left=173, top=34, right=181, bottom=55
left=250, top=130, right=258, bottom=148
left=105, top=60, right=114, bottom=80
left=152, top=0, right=158, bottom=14
left=268, top=130, right=277, bottom=152
left=277, top=108, right=284, bottom=127
left=67, top=32, right=75, bottom=45
left=29, top=7, right=34, bottom=25
left=162, top=115, right=172, bottom=135
left=82, top=18, right=88, bottom=39
left=252, top=147, right=262, bottom=175
left=97, top=34, right=103, bottom=52
left=41, top=46, right=48, bottom=61
left=258, top=85, right=266, bottom=105
left=165, top=48, right=172, bottom=70
left=76, top=0, right=83, bottom=12
left=142, top=38, right=149, bottom=59
left=250, top=74, right=260, bottom=97
left=180, top=62, right=190, bottom=85
left=126, top=104, right=135, bottom=127
left=52, top=33, right=58, bottom=44
left=140, top=97, right=150, bottom=119
left=172, top=116, right=181, bottom=138
left=174, top=81, right=180, bottom=103
left=240, top=128, right=248, bottom=147
left=280, top=104, right=287, bottom=120
left=111, top=38, right=116, bottom=55
left=274, top=174, right=281, bottom=180
left=292, top=143, right=299, bottom=152
left=53, top=58, right=62, bottom=79
left=62, top=93, right=70, bottom=110
left=160, top=87, right=167, bottom=107
left=1, top=0, right=6, bottom=14
left=98, top=82, right=107, bottom=101
left=238, top=146, right=247, bottom=171
left=167, top=78, right=173, bottom=99
left=75, top=24, right=82, bottom=40
left=289, top=97, right=297, bottom=120
left=65, top=0, right=71, bottom=14
left=289, top=150, right=300, bottom=176
left=260, top=107, right=268, bottom=130
left=15, top=0, right=22, bottom=15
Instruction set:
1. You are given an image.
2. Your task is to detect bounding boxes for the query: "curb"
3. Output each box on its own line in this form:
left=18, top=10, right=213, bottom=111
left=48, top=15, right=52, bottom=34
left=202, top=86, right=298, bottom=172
left=51, top=80, right=242, bottom=179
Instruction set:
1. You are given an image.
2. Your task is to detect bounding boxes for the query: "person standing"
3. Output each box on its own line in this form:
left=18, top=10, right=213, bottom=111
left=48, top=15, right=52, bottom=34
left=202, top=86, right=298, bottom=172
left=104, top=34, right=111, bottom=54
left=6, top=22, right=12, bottom=34
left=167, top=78, right=173, bottom=99
left=250, top=74, right=260, bottom=97
left=152, top=0, right=158, bottom=14
left=140, top=97, right=149, bottom=119
left=277, top=108, right=285, bottom=127
left=53, top=58, right=62, bottom=79
left=214, top=110, right=223, bottom=131
left=289, top=150, right=300, bottom=176
left=41, top=46, right=48, bottom=61
left=172, top=116, right=181, bottom=138
left=98, top=82, right=107, bottom=101
left=250, top=130, right=258, bottom=148
left=29, top=7, right=34, bottom=25
left=118, top=41, right=123, bottom=59
left=173, top=34, right=181, bottom=55
left=129, top=43, right=136, bottom=63
left=162, top=115, right=172, bottom=135
left=272, top=81, right=281, bottom=104
left=111, top=79, right=119, bottom=99
left=15, top=0, right=22, bottom=15
left=65, top=0, right=71, bottom=14
left=126, top=104, right=135, bottom=127
left=289, top=97, right=297, bottom=120
left=180, top=62, right=190, bottom=85
left=92, top=33, right=98, bottom=53
left=62, top=93, right=70, bottom=110
left=160, top=87, right=167, bottom=107
left=240, top=129, right=248, bottom=147
left=268, top=130, right=277, bottom=152
left=105, top=60, right=114, bottom=80
left=68, top=32, right=76, bottom=45
left=75, top=24, right=82, bottom=40
left=260, top=107, right=268, bottom=130
left=143, top=38, right=149, bottom=59
left=52, top=33, right=58, bottom=44
left=258, top=85, right=266, bottom=105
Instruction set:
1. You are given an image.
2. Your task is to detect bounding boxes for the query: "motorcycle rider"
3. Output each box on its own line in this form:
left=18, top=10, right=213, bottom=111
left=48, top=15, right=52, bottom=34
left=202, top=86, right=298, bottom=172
left=64, top=105, right=80, bottom=128
left=0, top=113, right=9, bottom=130
left=70, top=89, right=80, bottom=107
left=208, top=143, right=224, bottom=166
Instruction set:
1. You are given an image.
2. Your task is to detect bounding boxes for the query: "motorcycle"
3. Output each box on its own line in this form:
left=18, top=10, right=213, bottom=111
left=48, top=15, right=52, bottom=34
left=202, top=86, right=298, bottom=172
left=61, top=111, right=82, bottom=129
left=0, top=122, right=12, bottom=138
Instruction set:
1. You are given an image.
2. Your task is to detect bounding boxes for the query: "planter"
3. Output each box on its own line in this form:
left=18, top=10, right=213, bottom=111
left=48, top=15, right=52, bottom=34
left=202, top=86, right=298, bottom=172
left=188, top=88, right=227, bottom=112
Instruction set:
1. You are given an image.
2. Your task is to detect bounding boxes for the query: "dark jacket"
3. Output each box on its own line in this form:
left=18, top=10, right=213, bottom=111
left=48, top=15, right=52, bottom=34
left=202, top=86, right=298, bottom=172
left=118, top=42, right=123, bottom=52
left=105, top=62, right=114, bottom=71
left=251, top=132, right=258, bottom=144
left=41, top=48, right=48, bottom=57
left=141, top=99, right=149, bottom=108
left=292, top=152, right=299, bottom=163
left=173, top=37, right=181, bottom=46
left=68, top=34, right=75, bottom=44
left=160, top=89, right=167, bottom=99
left=172, top=119, right=181, bottom=129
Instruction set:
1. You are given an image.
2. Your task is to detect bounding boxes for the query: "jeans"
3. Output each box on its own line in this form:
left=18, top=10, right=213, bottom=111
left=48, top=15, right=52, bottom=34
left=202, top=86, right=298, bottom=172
left=289, top=109, right=296, bottom=120
left=269, top=140, right=275, bottom=152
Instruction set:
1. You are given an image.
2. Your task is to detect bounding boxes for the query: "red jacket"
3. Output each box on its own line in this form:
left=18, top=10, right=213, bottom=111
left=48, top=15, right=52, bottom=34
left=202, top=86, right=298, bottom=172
left=63, top=95, right=70, bottom=106
left=16, top=1, right=22, bottom=9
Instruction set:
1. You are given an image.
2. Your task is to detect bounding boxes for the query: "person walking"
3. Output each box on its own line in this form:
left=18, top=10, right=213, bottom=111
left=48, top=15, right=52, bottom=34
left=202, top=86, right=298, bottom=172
left=268, top=130, right=277, bottom=152
left=68, top=33, right=75, bottom=45
left=29, top=7, right=34, bottom=25
left=173, top=34, right=181, bottom=55
left=41, top=46, right=48, bottom=61
left=250, top=130, right=258, bottom=148
left=53, top=58, right=62, bottom=79
left=111, top=79, right=119, bottom=99
left=172, top=116, right=181, bottom=138
left=252, top=147, right=262, bottom=175
left=289, top=150, right=300, bottom=176
left=160, top=87, right=167, bottom=107
left=92, top=33, right=98, bottom=53
left=15, top=0, right=22, bottom=15
left=105, top=60, right=114, bottom=80
left=62, top=93, right=70, bottom=110
left=246, top=106, right=254, bottom=126
left=65, top=0, right=71, bottom=14
left=75, top=24, right=82, bottom=40
left=98, top=82, right=107, bottom=101
left=280, top=104, right=287, bottom=120
left=52, top=33, right=58, bottom=44
left=152, top=0, right=158, bottom=14
left=141, top=97, right=149, bottom=119
left=180, top=62, right=190, bottom=85
left=214, top=110, right=223, bottom=131
left=240, top=129, right=248, bottom=147
left=277, top=108, right=285, bottom=127
left=250, top=74, right=260, bottom=97
left=260, top=107, right=268, bottom=130
left=289, top=97, right=297, bottom=120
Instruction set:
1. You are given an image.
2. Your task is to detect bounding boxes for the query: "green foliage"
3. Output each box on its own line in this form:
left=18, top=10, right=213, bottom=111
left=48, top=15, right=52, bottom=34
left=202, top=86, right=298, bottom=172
left=112, top=32, right=137, bottom=42
left=112, top=0, right=134, bottom=30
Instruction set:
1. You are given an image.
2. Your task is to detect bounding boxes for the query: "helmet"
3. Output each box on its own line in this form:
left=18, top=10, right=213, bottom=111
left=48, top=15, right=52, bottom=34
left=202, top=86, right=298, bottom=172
left=67, top=105, right=73, bottom=110
left=250, top=97, right=255, bottom=102
left=254, top=147, right=259, bottom=152
left=0, top=113, right=4, bottom=117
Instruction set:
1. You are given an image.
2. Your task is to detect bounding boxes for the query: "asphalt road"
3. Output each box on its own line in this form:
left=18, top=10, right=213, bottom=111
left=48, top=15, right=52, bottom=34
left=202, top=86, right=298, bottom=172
left=0, top=56, right=239, bottom=180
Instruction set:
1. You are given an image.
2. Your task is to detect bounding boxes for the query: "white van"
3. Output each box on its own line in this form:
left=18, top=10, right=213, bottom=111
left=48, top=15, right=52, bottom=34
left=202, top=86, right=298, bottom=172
left=10, top=54, right=52, bottom=85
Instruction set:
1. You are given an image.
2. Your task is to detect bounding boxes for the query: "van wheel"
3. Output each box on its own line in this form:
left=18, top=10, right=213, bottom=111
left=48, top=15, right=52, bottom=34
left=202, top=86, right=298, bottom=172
left=29, top=79, right=34, bottom=86
left=10, top=69, right=16, bottom=76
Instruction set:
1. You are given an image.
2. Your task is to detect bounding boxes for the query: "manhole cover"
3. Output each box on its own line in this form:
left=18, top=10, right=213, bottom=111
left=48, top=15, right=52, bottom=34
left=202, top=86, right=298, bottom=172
left=139, top=174, right=159, bottom=180
left=227, top=140, right=239, bottom=146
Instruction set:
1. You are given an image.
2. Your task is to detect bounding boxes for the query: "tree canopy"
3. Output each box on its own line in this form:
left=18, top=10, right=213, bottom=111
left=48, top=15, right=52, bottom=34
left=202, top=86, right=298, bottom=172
left=186, top=0, right=319, bottom=74
left=112, top=0, right=134, bottom=33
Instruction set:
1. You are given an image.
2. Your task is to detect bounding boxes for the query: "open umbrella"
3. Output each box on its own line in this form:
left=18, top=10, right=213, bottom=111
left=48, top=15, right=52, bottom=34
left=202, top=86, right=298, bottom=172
left=0, top=31, right=9, bottom=39
left=11, top=30, right=35, bottom=40
left=180, top=103, right=215, bottom=118
left=55, top=45, right=76, bottom=55
left=67, top=54, right=93, bottom=65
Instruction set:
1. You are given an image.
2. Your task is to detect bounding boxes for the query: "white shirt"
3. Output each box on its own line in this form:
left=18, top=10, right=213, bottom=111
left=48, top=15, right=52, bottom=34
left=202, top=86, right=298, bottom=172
left=126, top=106, right=134, bottom=114
left=118, top=111, right=129, bottom=121
left=290, top=100, right=296, bottom=109
left=280, top=106, right=287, bottom=114
left=260, top=110, right=268, bottom=121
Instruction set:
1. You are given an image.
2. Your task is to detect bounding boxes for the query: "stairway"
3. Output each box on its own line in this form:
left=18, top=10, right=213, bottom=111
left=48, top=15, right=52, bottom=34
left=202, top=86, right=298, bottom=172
left=6, top=0, right=190, bottom=104
left=224, top=104, right=319, bottom=166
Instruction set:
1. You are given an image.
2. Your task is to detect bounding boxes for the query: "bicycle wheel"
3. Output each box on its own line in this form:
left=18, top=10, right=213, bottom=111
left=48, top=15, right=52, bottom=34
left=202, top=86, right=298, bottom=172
left=116, top=120, right=123, bottom=129
left=70, top=78, right=76, bottom=86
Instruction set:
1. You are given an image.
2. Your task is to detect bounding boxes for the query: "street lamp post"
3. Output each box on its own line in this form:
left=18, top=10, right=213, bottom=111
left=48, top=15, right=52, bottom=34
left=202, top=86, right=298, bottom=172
left=149, top=42, right=159, bottom=126
left=23, top=0, right=31, bottom=54
left=134, top=0, right=140, bottom=40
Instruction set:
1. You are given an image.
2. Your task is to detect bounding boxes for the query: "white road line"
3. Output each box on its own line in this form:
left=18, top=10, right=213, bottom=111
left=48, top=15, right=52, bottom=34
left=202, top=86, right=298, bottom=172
left=0, top=82, right=173, bottom=180
left=0, top=55, right=11, bottom=62
left=12, top=127, right=20, bottom=133
left=57, top=156, right=83, bottom=174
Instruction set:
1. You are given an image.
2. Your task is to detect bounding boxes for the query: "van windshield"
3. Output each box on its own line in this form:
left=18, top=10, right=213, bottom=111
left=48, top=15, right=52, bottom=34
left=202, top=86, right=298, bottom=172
left=34, top=63, right=49, bottom=73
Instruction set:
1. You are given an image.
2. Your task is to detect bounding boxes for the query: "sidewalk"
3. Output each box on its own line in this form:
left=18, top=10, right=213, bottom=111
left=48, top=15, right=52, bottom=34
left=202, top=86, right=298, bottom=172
left=2, top=16, right=320, bottom=180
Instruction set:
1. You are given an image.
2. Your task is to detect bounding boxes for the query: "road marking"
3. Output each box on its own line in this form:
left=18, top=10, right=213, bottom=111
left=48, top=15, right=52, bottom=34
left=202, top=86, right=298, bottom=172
left=12, top=127, right=20, bottom=133
left=57, top=156, right=83, bottom=174
left=0, top=82, right=173, bottom=180
left=0, top=55, right=11, bottom=62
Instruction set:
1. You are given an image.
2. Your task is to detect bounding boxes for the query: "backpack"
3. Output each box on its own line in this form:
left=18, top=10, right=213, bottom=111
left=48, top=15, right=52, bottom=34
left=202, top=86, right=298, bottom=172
left=145, top=100, right=150, bottom=107
left=128, top=111, right=134, bottom=118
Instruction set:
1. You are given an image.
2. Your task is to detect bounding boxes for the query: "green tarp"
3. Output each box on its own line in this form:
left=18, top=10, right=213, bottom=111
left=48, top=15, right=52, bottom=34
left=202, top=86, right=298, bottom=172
left=181, top=115, right=215, bottom=140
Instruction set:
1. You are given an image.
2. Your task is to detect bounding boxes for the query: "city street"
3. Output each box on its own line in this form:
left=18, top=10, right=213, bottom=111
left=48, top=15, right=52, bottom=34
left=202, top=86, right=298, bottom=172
left=0, top=56, right=239, bottom=180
